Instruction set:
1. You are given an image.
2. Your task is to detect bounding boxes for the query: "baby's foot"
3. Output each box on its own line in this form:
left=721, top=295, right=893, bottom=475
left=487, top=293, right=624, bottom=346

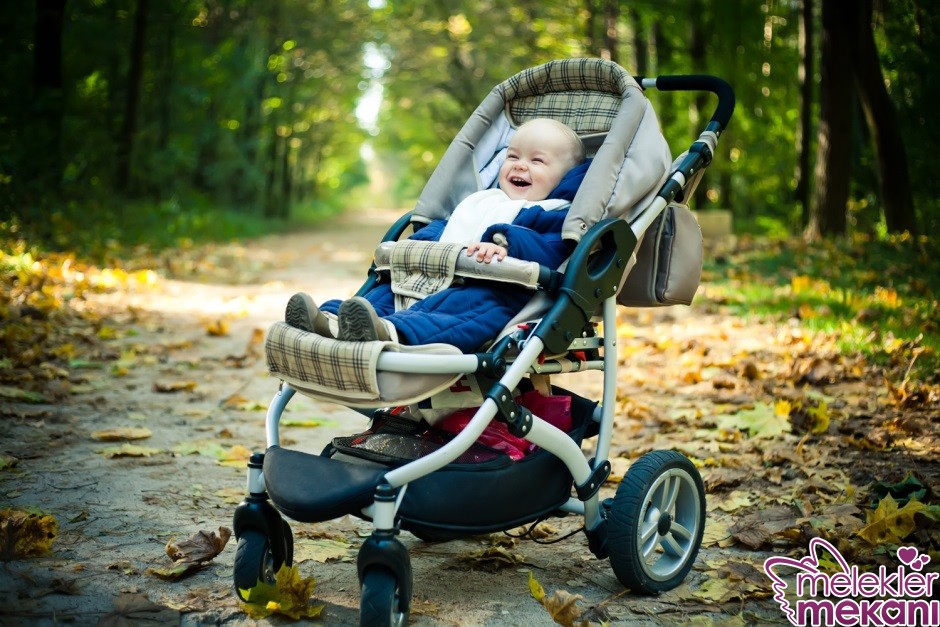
left=338, top=297, right=391, bottom=342
left=285, top=293, right=333, bottom=337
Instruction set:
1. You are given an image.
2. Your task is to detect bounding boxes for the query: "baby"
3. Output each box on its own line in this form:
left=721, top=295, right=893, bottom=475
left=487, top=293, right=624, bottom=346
left=286, top=118, right=585, bottom=352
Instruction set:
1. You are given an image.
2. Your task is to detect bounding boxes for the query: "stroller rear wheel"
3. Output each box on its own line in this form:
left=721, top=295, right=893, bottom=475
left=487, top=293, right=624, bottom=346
left=606, top=450, right=705, bottom=594
left=360, top=567, right=408, bottom=627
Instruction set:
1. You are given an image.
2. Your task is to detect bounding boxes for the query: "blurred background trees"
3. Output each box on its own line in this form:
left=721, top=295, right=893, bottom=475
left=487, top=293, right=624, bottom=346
left=1, top=0, right=936, bottom=253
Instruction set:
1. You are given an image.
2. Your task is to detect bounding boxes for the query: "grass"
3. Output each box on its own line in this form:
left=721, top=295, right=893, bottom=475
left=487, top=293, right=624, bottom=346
left=3, top=194, right=348, bottom=265
left=699, top=232, right=940, bottom=383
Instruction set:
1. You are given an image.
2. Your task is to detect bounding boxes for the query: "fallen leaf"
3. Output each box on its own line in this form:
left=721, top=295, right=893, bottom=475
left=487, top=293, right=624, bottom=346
left=293, top=537, right=354, bottom=563
left=528, top=571, right=545, bottom=601
left=0, top=509, right=58, bottom=560
left=729, top=506, right=800, bottom=549
left=856, top=495, right=939, bottom=545
left=239, top=564, right=324, bottom=620
left=147, top=527, right=231, bottom=581
left=206, top=319, right=230, bottom=337
left=0, top=385, right=45, bottom=403
left=91, top=427, right=153, bottom=442
left=540, top=589, right=584, bottom=626
left=716, top=403, right=790, bottom=439
left=98, top=592, right=180, bottom=626
left=100, top=443, right=162, bottom=458
left=455, top=546, right=525, bottom=570
left=153, top=380, right=198, bottom=393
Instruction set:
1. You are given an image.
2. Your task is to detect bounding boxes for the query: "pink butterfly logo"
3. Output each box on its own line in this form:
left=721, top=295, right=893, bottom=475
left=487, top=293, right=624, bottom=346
left=762, top=537, right=850, bottom=626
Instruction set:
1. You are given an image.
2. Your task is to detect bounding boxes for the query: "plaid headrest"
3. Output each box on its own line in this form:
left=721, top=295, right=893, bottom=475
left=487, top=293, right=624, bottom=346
left=499, top=58, right=639, bottom=135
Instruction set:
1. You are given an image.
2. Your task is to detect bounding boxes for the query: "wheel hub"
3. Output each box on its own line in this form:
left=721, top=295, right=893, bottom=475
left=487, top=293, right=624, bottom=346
left=657, top=512, right=672, bottom=536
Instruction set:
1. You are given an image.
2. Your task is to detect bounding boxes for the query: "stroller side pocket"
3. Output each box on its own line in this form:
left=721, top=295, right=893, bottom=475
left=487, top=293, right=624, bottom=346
left=617, top=203, right=703, bottom=307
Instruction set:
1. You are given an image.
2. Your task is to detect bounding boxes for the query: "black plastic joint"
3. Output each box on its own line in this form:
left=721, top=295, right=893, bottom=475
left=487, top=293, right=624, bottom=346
left=690, top=140, right=714, bottom=166
left=375, top=483, right=397, bottom=502
left=575, top=459, right=611, bottom=501
left=474, top=353, right=506, bottom=378
left=584, top=521, right=609, bottom=559
left=486, top=383, right=533, bottom=437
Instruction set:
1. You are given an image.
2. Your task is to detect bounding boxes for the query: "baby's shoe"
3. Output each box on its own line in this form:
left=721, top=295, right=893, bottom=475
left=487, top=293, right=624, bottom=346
left=285, top=293, right=334, bottom=337
left=338, top=297, right=392, bottom=342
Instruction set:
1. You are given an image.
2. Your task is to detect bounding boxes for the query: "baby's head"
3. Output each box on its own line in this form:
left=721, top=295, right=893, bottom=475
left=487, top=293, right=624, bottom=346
left=498, top=118, right=585, bottom=202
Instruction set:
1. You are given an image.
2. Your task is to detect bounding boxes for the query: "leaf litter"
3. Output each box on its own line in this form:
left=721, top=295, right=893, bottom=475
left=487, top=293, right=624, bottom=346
left=2, top=229, right=938, bottom=623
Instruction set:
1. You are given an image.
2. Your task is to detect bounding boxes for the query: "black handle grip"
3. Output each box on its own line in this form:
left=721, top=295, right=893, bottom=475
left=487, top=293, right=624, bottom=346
left=640, top=75, right=736, bottom=131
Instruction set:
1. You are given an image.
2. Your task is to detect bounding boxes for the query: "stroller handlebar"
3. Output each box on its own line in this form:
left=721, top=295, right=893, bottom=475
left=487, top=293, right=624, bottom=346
left=638, top=75, right=736, bottom=131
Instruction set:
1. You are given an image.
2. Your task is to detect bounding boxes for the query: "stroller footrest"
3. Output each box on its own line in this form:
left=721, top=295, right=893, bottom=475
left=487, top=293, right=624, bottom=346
left=263, top=446, right=387, bottom=523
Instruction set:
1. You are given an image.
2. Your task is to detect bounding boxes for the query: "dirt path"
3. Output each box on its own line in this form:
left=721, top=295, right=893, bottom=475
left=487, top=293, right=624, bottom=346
left=1, top=210, right=935, bottom=625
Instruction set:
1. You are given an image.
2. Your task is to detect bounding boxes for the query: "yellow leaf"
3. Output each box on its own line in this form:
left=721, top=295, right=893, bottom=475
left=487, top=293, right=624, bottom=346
left=798, top=303, right=817, bottom=320
left=791, top=275, right=812, bottom=294
left=807, top=400, right=830, bottom=434
left=0, top=509, right=58, bottom=559
left=857, top=495, right=929, bottom=545
left=206, top=319, right=230, bottom=337
left=91, top=427, right=153, bottom=442
left=100, top=443, right=162, bottom=458
left=153, top=380, right=198, bottom=393
left=774, top=399, right=792, bottom=417
left=239, top=564, right=324, bottom=620
left=528, top=572, right=545, bottom=601
left=97, top=326, right=119, bottom=340
left=216, top=444, right=252, bottom=467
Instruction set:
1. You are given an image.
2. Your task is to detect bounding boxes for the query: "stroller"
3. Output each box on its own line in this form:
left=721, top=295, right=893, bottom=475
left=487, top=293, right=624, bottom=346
left=232, top=58, right=734, bottom=625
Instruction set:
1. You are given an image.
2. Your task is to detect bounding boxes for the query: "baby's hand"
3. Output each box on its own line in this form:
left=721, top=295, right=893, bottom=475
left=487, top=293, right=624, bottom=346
left=466, top=242, right=507, bottom=264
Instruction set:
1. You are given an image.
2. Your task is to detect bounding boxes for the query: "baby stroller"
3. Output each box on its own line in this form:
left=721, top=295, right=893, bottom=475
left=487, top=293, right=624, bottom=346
left=232, top=58, right=734, bottom=625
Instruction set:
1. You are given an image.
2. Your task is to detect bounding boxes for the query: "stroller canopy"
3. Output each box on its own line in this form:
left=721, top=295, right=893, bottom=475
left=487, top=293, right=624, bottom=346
left=413, top=58, right=672, bottom=243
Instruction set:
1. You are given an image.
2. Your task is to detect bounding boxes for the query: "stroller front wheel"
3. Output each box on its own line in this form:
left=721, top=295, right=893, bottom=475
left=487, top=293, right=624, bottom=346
left=606, top=450, right=705, bottom=594
left=360, top=567, right=408, bottom=627
left=233, top=530, right=278, bottom=600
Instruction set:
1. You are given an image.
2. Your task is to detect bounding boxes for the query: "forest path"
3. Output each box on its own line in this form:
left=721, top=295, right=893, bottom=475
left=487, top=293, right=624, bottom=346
left=2, top=208, right=933, bottom=625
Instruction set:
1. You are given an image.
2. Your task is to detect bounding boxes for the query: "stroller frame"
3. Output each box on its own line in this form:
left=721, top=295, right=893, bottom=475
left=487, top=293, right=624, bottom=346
left=232, top=61, right=734, bottom=625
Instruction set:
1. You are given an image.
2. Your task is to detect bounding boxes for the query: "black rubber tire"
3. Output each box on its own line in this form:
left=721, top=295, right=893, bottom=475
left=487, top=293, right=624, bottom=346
left=233, top=530, right=277, bottom=601
left=607, top=450, right=705, bottom=594
left=281, top=519, right=294, bottom=565
left=360, top=567, right=408, bottom=627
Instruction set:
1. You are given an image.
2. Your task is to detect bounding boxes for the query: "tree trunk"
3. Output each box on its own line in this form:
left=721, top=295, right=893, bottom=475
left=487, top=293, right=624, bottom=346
left=115, top=0, right=149, bottom=193
left=806, top=0, right=852, bottom=239
left=602, top=0, right=619, bottom=63
left=29, top=0, right=67, bottom=200
left=584, top=0, right=599, bottom=58
left=795, top=0, right=814, bottom=225
left=689, top=0, right=709, bottom=209
left=630, top=8, right=648, bottom=75
left=850, top=0, right=918, bottom=235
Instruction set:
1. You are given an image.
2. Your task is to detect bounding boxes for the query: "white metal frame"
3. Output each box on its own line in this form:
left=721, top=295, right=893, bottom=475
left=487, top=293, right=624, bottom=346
left=258, top=293, right=624, bottom=535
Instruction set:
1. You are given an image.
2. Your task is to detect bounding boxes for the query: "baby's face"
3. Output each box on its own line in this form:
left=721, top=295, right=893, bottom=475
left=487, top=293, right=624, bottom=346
left=498, top=122, right=575, bottom=201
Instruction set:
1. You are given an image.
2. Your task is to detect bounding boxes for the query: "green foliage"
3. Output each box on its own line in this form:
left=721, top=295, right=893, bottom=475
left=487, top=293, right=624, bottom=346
left=701, top=233, right=940, bottom=381
left=1, top=0, right=937, bottom=252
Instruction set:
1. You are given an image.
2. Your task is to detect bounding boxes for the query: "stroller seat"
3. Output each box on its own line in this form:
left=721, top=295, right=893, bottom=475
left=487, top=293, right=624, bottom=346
left=234, top=57, right=736, bottom=625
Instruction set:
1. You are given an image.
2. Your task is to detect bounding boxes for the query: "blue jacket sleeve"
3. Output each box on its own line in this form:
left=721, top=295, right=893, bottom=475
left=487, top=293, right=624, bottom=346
left=408, top=219, right=447, bottom=241
left=480, top=206, right=573, bottom=269
left=480, top=224, right=573, bottom=269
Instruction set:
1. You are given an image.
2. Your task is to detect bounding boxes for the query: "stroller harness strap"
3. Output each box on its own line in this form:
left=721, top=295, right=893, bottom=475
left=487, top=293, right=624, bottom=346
left=389, top=240, right=463, bottom=311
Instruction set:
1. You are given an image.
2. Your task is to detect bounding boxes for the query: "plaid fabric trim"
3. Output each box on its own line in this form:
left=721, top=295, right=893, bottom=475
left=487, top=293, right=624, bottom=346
left=390, top=240, right=463, bottom=310
left=265, top=322, right=383, bottom=400
left=499, top=58, right=637, bottom=134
